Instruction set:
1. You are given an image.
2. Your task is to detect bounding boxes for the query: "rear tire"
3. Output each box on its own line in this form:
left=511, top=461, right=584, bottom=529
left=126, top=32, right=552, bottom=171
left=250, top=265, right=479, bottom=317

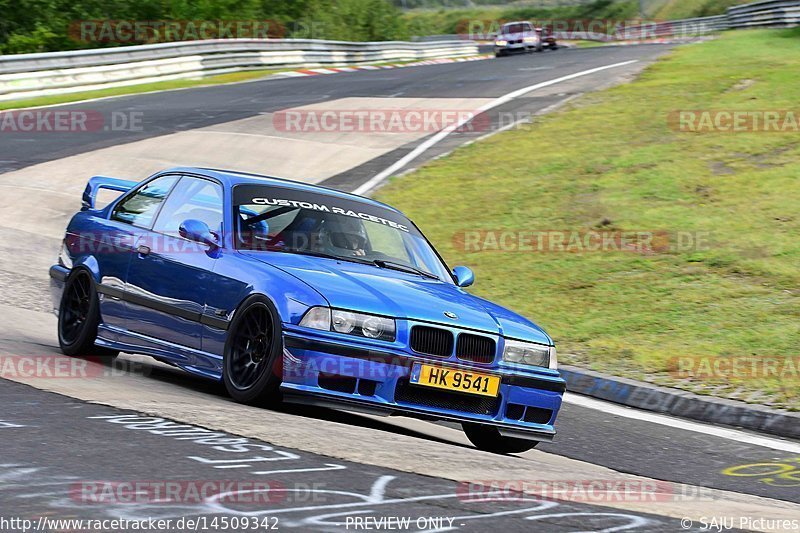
left=462, top=423, right=539, bottom=454
left=57, top=269, right=118, bottom=358
left=223, top=296, right=283, bottom=406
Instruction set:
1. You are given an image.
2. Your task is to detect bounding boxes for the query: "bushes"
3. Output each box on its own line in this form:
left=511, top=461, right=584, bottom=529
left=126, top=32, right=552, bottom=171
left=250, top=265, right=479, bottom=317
left=402, top=0, right=640, bottom=37
left=306, top=0, right=408, bottom=41
left=1, top=0, right=760, bottom=54
left=652, top=0, right=753, bottom=20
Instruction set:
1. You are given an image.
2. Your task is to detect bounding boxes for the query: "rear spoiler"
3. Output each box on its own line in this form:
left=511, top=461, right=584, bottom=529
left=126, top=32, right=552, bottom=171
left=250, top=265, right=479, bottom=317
left=81, top=175, right=137, bottom=210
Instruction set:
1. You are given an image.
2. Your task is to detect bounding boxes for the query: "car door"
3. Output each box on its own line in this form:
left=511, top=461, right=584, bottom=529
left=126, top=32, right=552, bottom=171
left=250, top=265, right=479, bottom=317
left=124, top=175, right=224, bottom=354
left=99, top=174, right=180, bottom=334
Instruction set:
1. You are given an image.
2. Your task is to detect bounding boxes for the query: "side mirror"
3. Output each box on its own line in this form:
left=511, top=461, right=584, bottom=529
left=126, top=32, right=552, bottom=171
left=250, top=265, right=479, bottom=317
left=452, top=266, right=475, bottom=288
left=179, top=219, right=218, bottom=248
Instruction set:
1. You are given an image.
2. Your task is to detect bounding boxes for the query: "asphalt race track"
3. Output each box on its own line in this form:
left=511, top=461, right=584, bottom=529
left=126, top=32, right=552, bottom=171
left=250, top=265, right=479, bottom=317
left=1, top=379, right=689, bottom=532
left=1, top=46, right=799, bottom=532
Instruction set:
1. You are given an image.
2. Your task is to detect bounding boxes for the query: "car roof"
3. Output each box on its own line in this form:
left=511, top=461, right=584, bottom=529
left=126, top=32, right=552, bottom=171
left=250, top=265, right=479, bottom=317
left=162, top=166, right=403, bottom=214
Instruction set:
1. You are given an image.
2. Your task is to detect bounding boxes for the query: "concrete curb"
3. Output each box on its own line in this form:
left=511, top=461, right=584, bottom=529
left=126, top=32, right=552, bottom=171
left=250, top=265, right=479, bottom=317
left=559, top=364, right=800, bottom=440
left=271, top=54, right=493, bottom=79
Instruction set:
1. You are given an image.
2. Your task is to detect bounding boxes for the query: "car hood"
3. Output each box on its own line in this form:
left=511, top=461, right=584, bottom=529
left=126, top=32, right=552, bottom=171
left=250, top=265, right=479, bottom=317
left=498, top=31, right=534, bottom=39
left=243, top=252, right=552, bottom=344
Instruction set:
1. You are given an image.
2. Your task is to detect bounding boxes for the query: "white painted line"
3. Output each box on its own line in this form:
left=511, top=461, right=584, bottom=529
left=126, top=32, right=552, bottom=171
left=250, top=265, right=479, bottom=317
left=308, top=68, right=338, bottom=74
left=564, top=393, right=800, bottom=454
left=353, top=60, right=638, bottom=196
left=251, top=463, right=347, bottom=476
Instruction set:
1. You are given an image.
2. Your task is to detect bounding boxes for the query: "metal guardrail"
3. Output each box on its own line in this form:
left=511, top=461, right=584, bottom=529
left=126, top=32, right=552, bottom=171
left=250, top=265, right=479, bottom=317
left=551, top=15, right=728, bottom=42
left=0, top=38, right=478, bottom=102
left=599, top=0, right=800, bottom=40
left=727, top=0, right=800, bottom=28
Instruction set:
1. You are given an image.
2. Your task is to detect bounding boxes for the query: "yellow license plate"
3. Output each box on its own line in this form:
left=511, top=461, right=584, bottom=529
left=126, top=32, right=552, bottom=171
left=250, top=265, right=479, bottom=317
left=410, top=363, right=500, bottom=397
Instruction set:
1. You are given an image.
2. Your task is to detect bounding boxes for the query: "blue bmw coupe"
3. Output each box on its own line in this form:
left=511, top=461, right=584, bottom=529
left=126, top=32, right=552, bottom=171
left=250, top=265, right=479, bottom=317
left=50, top=167, right=564, bottom=453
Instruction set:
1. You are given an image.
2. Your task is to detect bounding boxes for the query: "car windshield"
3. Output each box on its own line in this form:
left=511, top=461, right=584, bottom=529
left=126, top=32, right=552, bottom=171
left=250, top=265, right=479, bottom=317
left=502, top=23, right=529, bottom=34
left=233, top=185, right=452, bottom=282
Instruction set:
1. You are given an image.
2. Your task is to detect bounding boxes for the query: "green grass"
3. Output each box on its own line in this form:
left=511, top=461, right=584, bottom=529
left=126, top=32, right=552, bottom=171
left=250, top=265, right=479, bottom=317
left=0, top=68, right=288, bottom=110
left=571, top=40, right=609, bottom=48
left=376, top=28, right=800, bottom=409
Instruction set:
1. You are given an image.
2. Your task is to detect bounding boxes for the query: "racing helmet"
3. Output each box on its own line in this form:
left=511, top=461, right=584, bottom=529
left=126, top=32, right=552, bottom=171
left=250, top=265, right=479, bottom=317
left=318, top=215, right=369, bottom=255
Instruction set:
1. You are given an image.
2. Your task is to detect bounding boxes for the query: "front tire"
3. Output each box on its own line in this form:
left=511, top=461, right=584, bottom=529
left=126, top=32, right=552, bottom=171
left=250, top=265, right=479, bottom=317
left=462, top=422, right=539, bottom=454
left=57, top=269, right=118, bottom=358
left=223, top=296, right=282, bottom=405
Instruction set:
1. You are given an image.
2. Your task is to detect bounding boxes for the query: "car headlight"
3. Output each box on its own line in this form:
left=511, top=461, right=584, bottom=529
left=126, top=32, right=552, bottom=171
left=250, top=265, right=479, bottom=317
left=503, top=339, right=557, bottom=369
left=299, top=307, right=396, bottom=342
left=495, top=40, right=507, bottom=46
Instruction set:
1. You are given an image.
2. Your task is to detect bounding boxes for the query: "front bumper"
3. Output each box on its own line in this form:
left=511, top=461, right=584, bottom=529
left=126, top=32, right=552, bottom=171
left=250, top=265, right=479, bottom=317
left=280, top=328, right=564, bottom=442
left=495, top=43, right=529, bottom=54
left=49, top=264, right=69, bottom=315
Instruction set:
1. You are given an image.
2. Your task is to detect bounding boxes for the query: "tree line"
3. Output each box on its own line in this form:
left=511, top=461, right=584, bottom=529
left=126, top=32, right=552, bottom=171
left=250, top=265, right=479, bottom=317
left=0, top=0, right=410, bottom=54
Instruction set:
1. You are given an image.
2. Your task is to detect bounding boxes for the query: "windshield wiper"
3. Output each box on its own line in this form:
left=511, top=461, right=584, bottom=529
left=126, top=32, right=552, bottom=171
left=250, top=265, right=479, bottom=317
left=263, top=247, right=372, bottom=265
left=372, top=259, right=440, bottom=280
